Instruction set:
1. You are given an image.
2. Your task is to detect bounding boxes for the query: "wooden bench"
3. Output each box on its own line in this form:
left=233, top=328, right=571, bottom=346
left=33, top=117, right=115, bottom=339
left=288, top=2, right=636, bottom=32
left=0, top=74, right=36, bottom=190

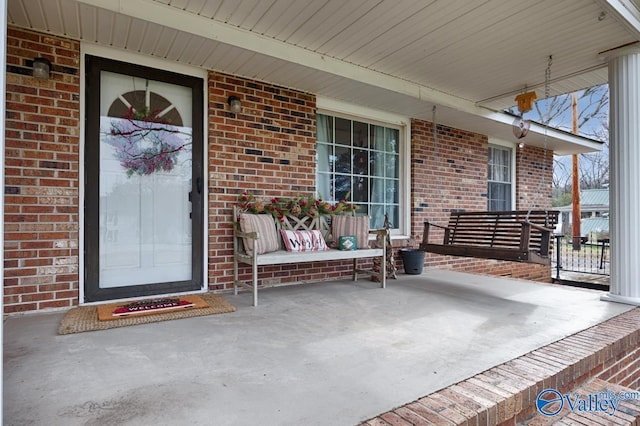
left=233, top=207, right=388, bottom=306
left=420, top=210, right=559, bottom=265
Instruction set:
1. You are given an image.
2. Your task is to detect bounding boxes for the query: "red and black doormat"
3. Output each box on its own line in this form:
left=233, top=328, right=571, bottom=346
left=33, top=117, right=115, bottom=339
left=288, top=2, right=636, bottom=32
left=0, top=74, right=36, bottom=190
left=97, top=295, right=209, bottom=321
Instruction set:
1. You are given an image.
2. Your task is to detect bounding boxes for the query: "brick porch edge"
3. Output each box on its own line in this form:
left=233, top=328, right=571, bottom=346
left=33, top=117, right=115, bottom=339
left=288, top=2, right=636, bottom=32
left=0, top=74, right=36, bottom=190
left=360, top=307, right=640, bottom=426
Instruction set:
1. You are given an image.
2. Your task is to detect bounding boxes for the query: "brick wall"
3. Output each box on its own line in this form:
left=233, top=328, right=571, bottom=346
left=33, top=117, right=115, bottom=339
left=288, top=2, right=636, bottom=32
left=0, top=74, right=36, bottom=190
left=597, top=325, right=640, bottom=390
left=4, top=28, right=80, bottom=313
left=410, top=118, right=552, bottom=282
left=206, top=72, right=359, bottom=291
left=411, top=119, right=488, bottom=229
left=516, top=144, right=554, bottom=210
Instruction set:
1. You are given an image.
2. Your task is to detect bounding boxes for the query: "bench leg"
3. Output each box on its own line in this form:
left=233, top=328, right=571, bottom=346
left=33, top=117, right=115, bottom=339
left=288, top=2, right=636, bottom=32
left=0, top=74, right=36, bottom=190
left=381, top=243, right=386, bottom=289
left=233, top=257, right=239, bottom=296
left=252, top=261, right=258, bottom=307
left=352, top=258, right=358, bottom=281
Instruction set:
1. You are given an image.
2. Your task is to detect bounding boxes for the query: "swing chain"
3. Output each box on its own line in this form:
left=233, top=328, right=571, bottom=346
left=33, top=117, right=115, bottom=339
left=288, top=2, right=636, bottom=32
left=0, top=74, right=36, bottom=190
left=526, top=55, right=553, bottom=222
left=544, top=55, right=553, bottom=111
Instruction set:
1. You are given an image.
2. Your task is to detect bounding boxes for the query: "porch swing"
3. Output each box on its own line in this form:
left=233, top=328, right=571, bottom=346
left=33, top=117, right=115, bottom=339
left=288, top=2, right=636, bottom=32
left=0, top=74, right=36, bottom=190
left=419, top=57, right=559, bottom=266
left=419, top=209, right=559, bottom=265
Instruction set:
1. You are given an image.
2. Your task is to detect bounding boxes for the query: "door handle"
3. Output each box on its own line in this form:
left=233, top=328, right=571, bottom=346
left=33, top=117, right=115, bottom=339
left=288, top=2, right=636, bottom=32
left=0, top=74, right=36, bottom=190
left=196, top=177, right=203, bottom=194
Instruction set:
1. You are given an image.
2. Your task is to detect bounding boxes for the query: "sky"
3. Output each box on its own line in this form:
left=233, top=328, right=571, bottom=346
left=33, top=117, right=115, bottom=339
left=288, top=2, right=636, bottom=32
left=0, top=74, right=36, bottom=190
left=513, top=84, right=609, bottom=142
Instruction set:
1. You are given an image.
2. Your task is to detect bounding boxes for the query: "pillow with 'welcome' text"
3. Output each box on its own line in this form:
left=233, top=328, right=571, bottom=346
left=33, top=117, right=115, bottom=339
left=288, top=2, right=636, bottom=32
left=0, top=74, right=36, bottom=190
left=280, top=229, right=328, bottom=252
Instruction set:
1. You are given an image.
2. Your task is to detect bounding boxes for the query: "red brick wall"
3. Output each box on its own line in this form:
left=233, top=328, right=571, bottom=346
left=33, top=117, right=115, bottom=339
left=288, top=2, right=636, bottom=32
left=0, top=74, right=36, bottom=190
left=411, top=119, right=488, bottom=231
left=598, top=340, right=640, bottom=390
left=206, top=72, right=359, bottom=291
left=409, top=119, right=552, bottom=281
left=4, top=28, right=80, bottom=313
left=516, top=144, right=554, bottom=210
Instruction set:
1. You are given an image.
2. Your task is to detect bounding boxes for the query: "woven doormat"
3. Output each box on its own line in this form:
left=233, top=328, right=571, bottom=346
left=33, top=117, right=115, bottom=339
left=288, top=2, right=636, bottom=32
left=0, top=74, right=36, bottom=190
left=97, top=295, right=210, bottom=321
left=58, top=293, right=235, bottom=335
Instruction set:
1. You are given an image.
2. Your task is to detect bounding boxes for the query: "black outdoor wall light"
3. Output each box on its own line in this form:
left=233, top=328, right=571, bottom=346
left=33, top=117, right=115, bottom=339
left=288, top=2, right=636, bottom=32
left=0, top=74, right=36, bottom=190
left=228, top=96, right=242, bottom=113
left=32, top=57, right=52, bottom=80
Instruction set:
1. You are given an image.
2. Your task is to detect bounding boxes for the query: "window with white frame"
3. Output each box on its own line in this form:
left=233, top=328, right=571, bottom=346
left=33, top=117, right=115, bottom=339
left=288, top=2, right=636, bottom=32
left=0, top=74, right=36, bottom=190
left=487, top=144, right=513, bottom=211
left=316, top=113, right=401, bottom=231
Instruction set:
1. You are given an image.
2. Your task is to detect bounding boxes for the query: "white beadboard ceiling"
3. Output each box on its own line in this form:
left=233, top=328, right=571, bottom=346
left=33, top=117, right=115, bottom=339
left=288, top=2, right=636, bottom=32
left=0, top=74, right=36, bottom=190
left=7, top=0, right=640, bottom=154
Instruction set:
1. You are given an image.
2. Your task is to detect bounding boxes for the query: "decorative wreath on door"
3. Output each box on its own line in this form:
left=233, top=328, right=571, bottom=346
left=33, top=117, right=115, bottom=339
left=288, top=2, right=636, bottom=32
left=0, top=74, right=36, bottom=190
left=104, top=90, right=191, bottom=177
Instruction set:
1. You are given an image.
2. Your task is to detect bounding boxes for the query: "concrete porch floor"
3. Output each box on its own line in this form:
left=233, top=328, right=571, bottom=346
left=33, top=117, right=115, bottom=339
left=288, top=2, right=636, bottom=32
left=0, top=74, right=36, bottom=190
left=3, top=270, right=634, bottom=426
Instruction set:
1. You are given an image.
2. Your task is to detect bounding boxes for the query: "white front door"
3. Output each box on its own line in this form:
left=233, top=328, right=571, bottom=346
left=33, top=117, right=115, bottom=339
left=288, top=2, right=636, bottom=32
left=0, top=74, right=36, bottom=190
left=85, top=56, right=204, bottom=302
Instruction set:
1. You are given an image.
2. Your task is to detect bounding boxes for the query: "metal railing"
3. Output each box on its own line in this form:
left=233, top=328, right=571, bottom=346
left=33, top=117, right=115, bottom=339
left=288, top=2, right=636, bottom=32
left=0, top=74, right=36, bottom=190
left=552, top=235, right=610, bottom=284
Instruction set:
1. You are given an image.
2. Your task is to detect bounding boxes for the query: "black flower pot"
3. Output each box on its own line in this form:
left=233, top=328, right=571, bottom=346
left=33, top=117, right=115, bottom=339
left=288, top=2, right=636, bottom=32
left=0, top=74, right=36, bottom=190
left=399, top=248, right=425, bottom=275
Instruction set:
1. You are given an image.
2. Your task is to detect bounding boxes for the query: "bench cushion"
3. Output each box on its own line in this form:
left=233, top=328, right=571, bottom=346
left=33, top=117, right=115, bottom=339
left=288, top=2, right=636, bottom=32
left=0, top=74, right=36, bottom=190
left=280, top=229, right=328, bottom=252
left=252, top=247, right=384, bottom=266
left=332, top=215, right=370, bottom=249
left=239, top=213, right=279, bottom=255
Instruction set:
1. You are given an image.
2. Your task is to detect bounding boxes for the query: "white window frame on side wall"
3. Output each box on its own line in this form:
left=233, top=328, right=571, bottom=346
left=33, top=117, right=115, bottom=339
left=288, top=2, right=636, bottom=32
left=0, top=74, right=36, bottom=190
left=487, top=138, right=517, bottom=211
left=316, top=96, right=411, bottom=239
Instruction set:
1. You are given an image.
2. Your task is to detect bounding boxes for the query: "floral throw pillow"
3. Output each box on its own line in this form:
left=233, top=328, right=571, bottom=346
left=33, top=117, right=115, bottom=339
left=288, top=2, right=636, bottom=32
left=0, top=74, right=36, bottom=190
left=239, top=214, right=280, bottom=255
left=331, top=216, right=370, bottom=249
left=280, top=230, right=328, bottom=252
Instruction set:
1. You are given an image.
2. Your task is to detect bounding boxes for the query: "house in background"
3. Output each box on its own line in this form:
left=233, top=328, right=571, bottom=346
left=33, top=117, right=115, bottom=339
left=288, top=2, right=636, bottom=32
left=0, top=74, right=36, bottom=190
left=557, top=188, right=610, bottom=242
left=4, top=0, right=640, bottom=313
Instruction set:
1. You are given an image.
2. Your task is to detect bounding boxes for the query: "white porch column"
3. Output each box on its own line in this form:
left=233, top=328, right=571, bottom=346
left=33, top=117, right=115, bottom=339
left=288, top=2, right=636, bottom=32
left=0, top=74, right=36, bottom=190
left=601, top=44, right=640, bottom=306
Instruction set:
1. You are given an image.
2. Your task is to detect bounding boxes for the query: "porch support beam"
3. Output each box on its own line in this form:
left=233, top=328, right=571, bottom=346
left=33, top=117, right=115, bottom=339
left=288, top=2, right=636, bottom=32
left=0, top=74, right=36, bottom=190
left=601, top=44, right=640, bottom=306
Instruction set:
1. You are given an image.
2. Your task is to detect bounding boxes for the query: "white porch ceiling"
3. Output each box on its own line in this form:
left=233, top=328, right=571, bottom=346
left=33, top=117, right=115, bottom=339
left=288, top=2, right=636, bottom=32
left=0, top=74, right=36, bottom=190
left=7, top=0, right=640, bottom=154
